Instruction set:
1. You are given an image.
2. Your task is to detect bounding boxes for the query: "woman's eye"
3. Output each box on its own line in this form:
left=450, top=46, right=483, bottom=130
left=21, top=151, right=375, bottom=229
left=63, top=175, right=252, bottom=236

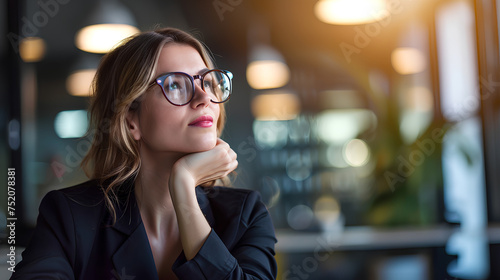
left=203, top=80, right=213, bottom=88
left=168, top=82, right=181, bottom=91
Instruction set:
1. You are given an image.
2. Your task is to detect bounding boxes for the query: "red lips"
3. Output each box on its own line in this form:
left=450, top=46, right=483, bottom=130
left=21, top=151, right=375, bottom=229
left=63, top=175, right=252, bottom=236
left=188, top=115, right=213, bottom=127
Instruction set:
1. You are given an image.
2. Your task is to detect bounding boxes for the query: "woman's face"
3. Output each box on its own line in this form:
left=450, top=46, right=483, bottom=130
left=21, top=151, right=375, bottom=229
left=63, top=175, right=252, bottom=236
left=128, top=43, right=220, bottom=155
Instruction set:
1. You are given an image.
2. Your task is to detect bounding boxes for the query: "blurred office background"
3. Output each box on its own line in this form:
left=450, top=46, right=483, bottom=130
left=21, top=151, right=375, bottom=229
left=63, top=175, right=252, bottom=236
left=1, top=0, right=500, bottom=279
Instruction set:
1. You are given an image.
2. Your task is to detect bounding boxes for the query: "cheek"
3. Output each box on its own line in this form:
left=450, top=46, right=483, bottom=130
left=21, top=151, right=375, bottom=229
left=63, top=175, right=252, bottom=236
left=140, top=103, right=180, bottom=140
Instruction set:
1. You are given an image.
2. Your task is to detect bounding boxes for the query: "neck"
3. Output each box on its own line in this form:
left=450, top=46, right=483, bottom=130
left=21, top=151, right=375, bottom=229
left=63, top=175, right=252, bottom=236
left=134, top=148, right=185, bottom=236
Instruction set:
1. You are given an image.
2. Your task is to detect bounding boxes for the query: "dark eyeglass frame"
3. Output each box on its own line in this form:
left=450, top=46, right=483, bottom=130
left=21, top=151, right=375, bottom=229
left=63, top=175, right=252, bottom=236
left=149, top=69, right=233, bottom=106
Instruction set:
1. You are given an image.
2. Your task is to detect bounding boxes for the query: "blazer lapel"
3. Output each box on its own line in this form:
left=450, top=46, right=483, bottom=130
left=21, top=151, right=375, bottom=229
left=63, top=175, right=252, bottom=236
left=196, top=186, right=215, bottom=227
left=107, top=186, right=216, bottom=280
left=112, top=224, right=158, bottom=279
left=110, top=190, right=158, bottom=280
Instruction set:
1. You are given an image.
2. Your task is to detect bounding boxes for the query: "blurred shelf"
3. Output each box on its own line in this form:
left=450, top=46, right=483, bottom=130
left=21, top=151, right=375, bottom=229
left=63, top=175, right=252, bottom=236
left=276, top=224, right=500, bottom=253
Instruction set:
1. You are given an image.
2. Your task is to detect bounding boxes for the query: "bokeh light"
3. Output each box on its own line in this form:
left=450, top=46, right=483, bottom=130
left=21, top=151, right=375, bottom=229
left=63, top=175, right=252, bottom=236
left=287, top=204, right=314, bottom=230
left=54, top=110, right=89, bottom=138
left=343, top=139, right=370, bottom=167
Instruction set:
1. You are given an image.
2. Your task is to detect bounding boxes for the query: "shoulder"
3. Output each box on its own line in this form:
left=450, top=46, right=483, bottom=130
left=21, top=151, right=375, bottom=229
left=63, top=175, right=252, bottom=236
left=43, top=180, right=105, bottom=206
left=39, top=180, right=106, bottom=220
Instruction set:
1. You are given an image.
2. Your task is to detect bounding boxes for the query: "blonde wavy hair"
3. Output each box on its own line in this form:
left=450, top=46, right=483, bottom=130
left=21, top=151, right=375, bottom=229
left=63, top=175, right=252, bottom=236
left=81, top=27, right=227, bottom=222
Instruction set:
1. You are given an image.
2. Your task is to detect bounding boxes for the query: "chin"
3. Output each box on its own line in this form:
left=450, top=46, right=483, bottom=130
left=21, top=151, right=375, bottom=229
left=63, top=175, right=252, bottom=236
left=188, top=138, right=217, bottom=152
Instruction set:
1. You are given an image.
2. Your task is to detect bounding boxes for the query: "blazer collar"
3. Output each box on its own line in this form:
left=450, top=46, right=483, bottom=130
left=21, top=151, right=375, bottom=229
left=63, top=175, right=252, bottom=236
left=111, top=186, right=142, bottom=235
left=109, top=185, right=216, bottom=279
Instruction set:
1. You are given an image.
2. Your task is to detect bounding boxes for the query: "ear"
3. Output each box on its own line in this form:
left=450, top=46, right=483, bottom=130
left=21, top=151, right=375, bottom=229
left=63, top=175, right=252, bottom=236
left=126, top=110, right=141, bottom=141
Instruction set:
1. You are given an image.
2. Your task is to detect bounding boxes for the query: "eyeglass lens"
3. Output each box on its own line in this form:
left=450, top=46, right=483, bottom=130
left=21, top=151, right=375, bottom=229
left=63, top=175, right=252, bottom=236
left=202, top=70, right=231, bottom=103
left=163, top=75, right=193, bottom=105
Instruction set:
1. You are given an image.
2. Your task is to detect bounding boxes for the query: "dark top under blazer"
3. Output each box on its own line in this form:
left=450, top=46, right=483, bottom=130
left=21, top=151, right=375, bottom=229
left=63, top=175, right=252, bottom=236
left=11, top=180, right=277, bottom=279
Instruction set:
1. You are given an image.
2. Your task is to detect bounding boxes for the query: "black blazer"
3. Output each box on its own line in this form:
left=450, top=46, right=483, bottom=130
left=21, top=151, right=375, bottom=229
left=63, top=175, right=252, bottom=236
left=11, top=180, right=277, bottom=279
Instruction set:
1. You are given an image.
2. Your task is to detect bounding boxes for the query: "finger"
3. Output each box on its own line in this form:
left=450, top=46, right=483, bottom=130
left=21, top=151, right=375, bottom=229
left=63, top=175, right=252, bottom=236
left=230, top=158, right=238, bottom=172
left=227, top=148, right=237, bottom=161
left=224, top=148, right=237, bottom=164
left=212, top=141, right=233, bottom=160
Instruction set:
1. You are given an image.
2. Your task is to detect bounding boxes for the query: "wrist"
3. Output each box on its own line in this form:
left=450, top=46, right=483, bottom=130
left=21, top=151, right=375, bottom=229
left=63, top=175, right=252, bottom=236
left=169, top=162, right=196, bottom=196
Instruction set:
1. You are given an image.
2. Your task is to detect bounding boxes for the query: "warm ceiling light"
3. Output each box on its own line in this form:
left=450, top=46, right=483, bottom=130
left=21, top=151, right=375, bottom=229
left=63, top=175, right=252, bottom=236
left=76, top=0, right=139, bottom=53
left=247, top=60, right=290, bottom=90
left=314, top=0, right=388, bottom=25
left=19, top=37, right=46, bottom=62
left=66, top=69, right=97, bottom=96
left=391, top=47, right=427, bottom=75
left=246, top=44, right=290, bottom=90
left=251, top=91, right=300, bottom=121
left=75, top=24, right=139, bottom=53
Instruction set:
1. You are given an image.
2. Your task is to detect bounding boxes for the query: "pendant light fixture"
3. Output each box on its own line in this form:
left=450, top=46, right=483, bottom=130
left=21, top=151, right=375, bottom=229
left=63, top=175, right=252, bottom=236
left=19, top=37, right=46, bottom=62
left=246, top=44, right=291, bottom=90
left=246, top=21, right=291, bottom=90
left=314, top=0, right=388, bottom=25
left=75, top=0, right=139, bottom=53
left=66, top=53, right=101, bottom=96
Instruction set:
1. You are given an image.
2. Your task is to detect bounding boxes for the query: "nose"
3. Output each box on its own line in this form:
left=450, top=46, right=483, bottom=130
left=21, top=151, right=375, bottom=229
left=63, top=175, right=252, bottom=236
left=190, top=82, right=211, bottom=109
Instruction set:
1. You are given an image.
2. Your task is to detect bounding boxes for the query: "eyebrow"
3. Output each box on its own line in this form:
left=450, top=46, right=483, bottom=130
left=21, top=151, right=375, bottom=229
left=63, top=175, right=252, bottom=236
left=156, top=68, right=210, bottom=78
left=197, top=68, right=209, bottom=75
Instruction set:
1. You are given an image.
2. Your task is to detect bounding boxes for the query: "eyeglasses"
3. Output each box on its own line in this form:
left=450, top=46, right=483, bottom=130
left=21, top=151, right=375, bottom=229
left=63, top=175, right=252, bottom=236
left=151, top=69, right=233, bottom=106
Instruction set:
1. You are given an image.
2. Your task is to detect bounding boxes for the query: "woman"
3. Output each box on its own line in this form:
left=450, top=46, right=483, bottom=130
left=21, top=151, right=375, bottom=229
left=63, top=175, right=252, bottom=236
left=12, top=28, right=277, bottom=279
